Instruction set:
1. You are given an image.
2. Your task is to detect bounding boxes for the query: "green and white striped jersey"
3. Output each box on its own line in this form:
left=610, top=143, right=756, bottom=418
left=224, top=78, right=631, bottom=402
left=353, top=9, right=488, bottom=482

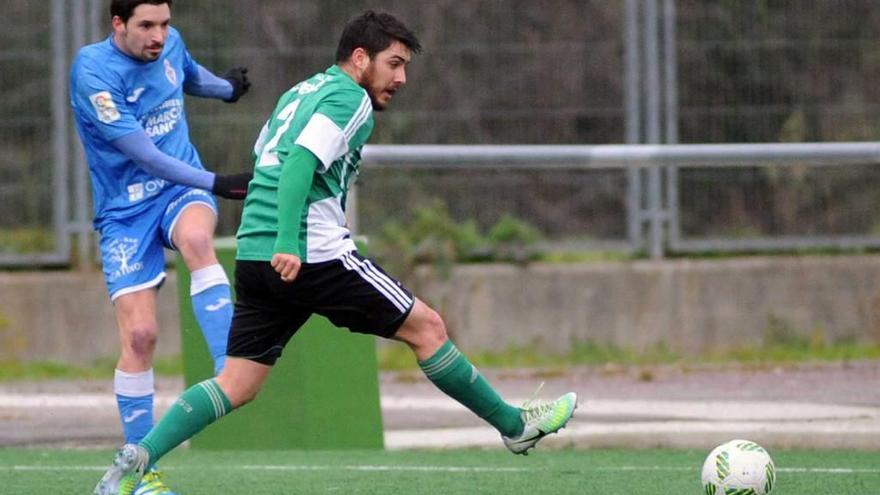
left=236, top=65, right=374, bottom=262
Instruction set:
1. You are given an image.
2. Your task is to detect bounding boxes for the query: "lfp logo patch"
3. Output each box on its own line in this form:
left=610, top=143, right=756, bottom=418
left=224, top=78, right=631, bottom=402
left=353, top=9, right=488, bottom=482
left=88, top=91, right=120, bottom=124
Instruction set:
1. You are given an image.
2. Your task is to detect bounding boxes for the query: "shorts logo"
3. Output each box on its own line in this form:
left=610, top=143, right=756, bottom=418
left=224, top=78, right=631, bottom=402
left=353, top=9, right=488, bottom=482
left=128, top=183, right=144, bottom=201
left=107, top=237, right=144, bottom=282
left=164, top=188, right=211, bottom=215
left=128, top=179, right=167, bottom=202
left=88, top=91, right=121, bottom=124
left=164, top=59, right=178, bottom=86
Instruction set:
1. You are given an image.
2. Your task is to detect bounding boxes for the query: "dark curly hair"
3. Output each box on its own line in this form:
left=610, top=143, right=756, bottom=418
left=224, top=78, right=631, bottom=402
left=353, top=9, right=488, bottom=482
left=335, top=11, right=422, bottom=62
left=110, top=0, right=172, bottom=23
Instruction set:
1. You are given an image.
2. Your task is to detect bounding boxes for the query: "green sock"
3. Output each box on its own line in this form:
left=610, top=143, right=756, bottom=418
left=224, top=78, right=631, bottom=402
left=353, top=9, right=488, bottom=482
left=419, top=340, right=523, bottom=437
left=140, top=379, right=232, bottom=467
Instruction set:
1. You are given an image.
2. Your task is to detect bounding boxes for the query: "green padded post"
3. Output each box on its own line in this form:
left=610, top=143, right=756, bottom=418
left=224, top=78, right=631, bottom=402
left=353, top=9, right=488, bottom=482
left=175, top=240, right=384, bottom=450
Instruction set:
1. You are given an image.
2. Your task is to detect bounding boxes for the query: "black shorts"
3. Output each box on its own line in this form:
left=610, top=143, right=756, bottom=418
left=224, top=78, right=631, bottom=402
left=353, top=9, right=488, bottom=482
left=227, top=251, right=415, bottom=365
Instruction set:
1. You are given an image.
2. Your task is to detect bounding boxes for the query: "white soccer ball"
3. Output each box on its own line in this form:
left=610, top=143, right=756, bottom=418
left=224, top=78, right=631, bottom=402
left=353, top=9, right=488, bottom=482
left=701, top=439, right=776, bottom=495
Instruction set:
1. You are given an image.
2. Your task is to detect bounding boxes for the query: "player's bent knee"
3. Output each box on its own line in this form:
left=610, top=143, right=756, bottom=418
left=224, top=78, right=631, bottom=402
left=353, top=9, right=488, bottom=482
left=220, top=383, right=262, bottom=409
left=216, top=368, right=267, bottom=408
left=124, top=325, right=158, bottom=357
left=233, top=388, right=261, bottom=408
left=176, top=232, right=214, bottom=259
left=423, top=308, right=448, bottom=344
left=398, top=306, right=447, bottom=352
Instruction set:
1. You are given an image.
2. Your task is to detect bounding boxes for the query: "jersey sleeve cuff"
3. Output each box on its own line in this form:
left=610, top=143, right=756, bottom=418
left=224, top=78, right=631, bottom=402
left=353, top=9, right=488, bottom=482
left=273, top=241, right=301, bottom=257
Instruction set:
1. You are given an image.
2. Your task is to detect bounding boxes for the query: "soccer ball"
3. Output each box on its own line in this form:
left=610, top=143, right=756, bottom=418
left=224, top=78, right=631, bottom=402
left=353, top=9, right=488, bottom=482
left=701, top=439, right=776, bottom=495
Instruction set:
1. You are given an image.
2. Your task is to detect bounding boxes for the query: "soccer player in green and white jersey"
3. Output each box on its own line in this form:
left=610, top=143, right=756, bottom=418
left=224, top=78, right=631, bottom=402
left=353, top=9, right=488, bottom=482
left=94, top=11, right=577, bottom=494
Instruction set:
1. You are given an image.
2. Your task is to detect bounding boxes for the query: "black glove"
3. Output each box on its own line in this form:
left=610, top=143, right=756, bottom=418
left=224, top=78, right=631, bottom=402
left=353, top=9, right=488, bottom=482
left=223, top=67, right=250, bottom=103
left=212, top=171, right=252, bottom=200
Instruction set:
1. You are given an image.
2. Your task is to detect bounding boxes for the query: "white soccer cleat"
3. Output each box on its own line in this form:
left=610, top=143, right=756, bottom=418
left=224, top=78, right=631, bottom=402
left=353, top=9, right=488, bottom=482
left=502, top=391, right=578, bottom=455
left=94, top=444, right=149, bottom=495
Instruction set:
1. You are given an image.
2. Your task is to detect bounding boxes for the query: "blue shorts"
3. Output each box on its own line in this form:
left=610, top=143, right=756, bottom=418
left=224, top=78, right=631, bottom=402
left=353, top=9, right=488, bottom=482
left=99, top=186, right=218, bottom=301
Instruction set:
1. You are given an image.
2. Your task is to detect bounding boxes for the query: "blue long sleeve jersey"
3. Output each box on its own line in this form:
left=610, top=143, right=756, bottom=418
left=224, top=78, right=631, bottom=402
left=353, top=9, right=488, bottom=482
left=70, top=27, right=232, bottom=227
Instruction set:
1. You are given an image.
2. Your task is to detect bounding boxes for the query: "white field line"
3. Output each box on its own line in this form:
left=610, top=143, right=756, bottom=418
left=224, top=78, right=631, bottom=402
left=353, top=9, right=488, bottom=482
left=595, top=466, right=880, bottom=475
left=3, top=464, right=879, bottom=475
left=0, top=464, right=532, bottom=473
left=239, top=464, right=527, bottom=472
left=2, top=394, right=878, bottom=422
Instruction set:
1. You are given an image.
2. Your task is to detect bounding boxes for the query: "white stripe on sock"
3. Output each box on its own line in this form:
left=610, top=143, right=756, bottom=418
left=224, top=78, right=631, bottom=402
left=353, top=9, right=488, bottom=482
left=199, top=381, right=222, bottom=419
left=421, top=348, right=462, bottom=377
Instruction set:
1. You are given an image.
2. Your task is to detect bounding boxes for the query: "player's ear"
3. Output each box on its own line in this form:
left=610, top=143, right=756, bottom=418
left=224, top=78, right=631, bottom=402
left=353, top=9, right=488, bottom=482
left=111, top=15, right=126, bottom=33
left=351, top=47, right=371, bottom=72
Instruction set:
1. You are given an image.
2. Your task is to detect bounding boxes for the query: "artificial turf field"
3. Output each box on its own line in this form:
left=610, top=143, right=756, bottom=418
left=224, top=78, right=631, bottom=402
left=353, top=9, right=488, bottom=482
left=2, top=447, right=879, bottom=494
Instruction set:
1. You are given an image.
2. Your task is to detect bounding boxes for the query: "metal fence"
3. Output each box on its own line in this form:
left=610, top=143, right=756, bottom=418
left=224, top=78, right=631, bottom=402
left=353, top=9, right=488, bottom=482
left=2, top=1, right=880, bottom=266
left=360, top=143, right=880, bottom=259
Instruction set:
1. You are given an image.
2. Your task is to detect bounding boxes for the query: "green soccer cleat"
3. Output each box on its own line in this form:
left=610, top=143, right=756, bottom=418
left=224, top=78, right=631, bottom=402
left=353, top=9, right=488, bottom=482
left=93, top=444, right=149, bottom=495
left=502, top=390, right=578, bottom=455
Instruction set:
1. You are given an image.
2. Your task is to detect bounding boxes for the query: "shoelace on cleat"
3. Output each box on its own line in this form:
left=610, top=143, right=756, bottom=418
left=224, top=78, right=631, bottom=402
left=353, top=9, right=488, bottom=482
left=520, top=382, right=555, bottom=423
left=521, top=400, right=555, bottom=423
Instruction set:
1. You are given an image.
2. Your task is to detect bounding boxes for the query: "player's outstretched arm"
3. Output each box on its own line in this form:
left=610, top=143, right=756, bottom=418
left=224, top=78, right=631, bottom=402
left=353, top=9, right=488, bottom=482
left=112, top=131, right=252, bottom=200
left=183, top=64, right=250, bottom=103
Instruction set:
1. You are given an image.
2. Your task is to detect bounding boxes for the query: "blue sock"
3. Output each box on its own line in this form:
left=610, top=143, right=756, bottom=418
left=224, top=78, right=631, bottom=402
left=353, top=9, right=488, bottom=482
left=114, top=369, right=154, bottom=444
left=190, top=264, right=232, bottom=374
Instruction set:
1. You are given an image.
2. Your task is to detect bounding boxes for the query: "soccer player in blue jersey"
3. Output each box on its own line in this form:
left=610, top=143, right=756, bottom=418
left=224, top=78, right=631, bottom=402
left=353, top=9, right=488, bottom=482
left=70, top=1, right=251, bottom=493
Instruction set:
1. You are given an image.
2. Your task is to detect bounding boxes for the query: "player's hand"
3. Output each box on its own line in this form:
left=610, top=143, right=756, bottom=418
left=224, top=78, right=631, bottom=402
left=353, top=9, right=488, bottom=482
left=271, top=253, right=302, bottom=283
left=212, top=171, right=252, bottom=200
left=223, top=66, right=250, bottom=103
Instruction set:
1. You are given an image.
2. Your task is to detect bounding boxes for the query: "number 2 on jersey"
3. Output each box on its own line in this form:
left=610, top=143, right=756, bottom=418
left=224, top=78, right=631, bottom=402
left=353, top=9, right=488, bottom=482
left=255, top=100, right=301, bottom=167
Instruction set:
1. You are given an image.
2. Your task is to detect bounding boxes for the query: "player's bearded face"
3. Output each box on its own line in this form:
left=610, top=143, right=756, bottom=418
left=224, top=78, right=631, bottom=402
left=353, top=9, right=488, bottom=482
left=361, top=41, right=411, bottom=111
left=113, top=3, right=171, bottom=62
